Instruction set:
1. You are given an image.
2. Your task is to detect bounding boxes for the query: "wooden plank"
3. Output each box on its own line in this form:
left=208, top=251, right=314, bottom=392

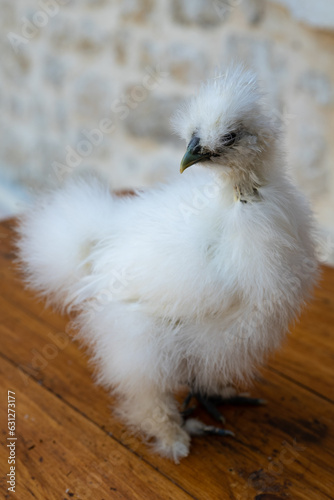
left=269, top=269, right=334, bottom=401
left=0, top=280, right=333, bottom=497
left=0, top=356, right=193, bottom=500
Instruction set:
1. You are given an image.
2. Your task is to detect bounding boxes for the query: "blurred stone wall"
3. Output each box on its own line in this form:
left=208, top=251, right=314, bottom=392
left=1, top=0, right=334, bottom=260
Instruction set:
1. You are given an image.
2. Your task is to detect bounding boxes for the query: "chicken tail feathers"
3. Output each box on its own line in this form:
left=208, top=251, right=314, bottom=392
left=15, top=175, right=115, bottom=312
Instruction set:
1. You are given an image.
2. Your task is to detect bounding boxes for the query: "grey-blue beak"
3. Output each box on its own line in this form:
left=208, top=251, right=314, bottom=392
left=180, top=136, right=211, bottom=173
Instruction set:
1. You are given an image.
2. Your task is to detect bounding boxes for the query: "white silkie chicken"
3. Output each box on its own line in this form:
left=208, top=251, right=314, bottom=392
left=17, top=65, right=319, bottom=463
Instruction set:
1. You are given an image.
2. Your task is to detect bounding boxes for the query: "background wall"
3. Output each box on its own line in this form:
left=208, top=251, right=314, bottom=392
left=1, top=0, right=334, bottom=261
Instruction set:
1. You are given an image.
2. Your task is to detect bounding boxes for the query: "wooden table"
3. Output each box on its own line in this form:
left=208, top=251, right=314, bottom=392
left=0, top=217, right=333, bottom=500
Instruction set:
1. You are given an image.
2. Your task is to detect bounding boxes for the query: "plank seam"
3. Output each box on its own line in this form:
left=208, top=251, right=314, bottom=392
left=267, top=366, right=334, bottom=405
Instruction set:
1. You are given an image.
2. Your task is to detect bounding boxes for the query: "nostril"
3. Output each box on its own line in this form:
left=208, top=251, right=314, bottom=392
left=188, top=135, right=201, bottom=153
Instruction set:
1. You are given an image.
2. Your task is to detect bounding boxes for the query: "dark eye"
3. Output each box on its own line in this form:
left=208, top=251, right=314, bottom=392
left=222, top=132, right=237, bottom=147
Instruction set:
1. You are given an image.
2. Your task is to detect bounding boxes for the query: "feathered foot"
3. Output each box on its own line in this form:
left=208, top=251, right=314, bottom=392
left=183, top=418, right=235, bottom=436
left=118, top=385, right=191, bottom=463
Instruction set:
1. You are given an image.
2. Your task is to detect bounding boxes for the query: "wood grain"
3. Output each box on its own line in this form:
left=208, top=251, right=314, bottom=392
left=0, top=218, right=333, bottom=500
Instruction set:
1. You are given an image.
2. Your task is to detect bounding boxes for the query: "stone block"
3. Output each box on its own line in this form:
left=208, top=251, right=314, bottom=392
left=125, top=94, right=184, bottom=145
left=120, top=0, right=155, bottom=23
left=298, top=70, right=333, bottom=106
left=172, top=0, right=227, bottom=27
left=269, top=0, right=334, bottom=30
left=73, top=75, right=112, bottom=120
left=241, top=0, right=265, bottom=24
left=44, top=55, right=66, bottom=86
left=140, top=41, right=208, bottom=84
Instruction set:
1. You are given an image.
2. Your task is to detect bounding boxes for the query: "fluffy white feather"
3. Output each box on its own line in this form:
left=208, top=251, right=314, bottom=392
left=16, top=65, right=319, bottom=463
